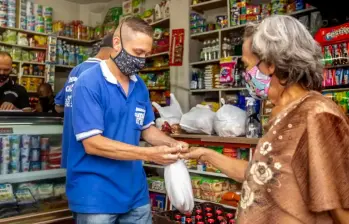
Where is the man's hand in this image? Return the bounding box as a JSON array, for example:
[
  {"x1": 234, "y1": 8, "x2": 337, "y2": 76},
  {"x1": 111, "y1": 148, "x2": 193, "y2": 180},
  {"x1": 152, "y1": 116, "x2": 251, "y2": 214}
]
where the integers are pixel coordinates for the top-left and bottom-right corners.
[
  {"x1": 146, "y1": 145, "x2": 181, "y2": 165},
  {"x1": 0, "y1": 102, "x2": 16, "y2": 110},
  {"x1": 171, "y1": 141, "x2": 189, "y2": 153}
]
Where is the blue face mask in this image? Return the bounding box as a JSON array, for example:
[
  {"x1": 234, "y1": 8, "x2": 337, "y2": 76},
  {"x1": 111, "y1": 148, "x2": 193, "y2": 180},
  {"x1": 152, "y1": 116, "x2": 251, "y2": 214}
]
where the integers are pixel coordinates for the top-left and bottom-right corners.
[{"x1": 110, "y1": 23, "x2": 146, "y2": 76}]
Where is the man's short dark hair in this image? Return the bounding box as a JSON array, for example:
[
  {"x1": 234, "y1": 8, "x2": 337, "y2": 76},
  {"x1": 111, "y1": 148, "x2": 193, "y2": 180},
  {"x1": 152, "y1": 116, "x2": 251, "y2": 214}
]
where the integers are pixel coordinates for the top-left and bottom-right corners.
[
  {"x1": 122, "y1": 16, "x2": 153, "y2": 37},
  {"x1": 0, "y1": 51, "x2": 12, "y2": 60},
  {"x1": 100, "y1": 33, "x2": 113, "y2": 48}
]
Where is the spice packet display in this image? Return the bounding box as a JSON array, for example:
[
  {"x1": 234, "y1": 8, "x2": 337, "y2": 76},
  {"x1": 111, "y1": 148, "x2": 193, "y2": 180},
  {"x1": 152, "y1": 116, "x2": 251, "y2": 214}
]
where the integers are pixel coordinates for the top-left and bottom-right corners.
[
  {"x1": 323, "y1": 91, "x2": 349, "y2": 114},
  {"x1": 0, "y1": 184, "x2": 16, "y2": 206},
  {"x1": 323, "y1": 68, "x2": 349, "y2": 88},
  {"x1": 204, "y1": 65, "x2": 220, "y2": 89},
  {"x1": 147, "y1": 176, "x2": 166, "y2": 192},
  {"x1": 15, "y1": 188, "x2": 36, "y2": 205}
]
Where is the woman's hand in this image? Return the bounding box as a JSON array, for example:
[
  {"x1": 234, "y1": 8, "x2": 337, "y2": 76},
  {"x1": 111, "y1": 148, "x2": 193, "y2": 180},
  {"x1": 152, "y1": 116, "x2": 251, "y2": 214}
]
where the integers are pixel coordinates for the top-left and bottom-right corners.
[{"x1": 180, "y1": 147, "x2": 208, "y2": 161}]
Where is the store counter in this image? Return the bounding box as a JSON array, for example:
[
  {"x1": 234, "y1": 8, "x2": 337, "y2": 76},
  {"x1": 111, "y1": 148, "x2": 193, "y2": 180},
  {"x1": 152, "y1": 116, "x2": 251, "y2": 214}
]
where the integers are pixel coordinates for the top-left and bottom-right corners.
[{"x1": 0, "y1": 113, "x2": 72, "y2": 224}]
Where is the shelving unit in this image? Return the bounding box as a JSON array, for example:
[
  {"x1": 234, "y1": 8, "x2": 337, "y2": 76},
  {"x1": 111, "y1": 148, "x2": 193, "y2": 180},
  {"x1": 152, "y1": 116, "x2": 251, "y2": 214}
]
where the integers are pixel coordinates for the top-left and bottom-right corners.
[
  {"x1": 0, "y1": 169, "x2": 66, "y2": 184},
  {"x1": 0, "y1": 41, "x2": 47, "y2": 50},
  {"x1": 150, "y1": 17, "x2": 170, "y2": 28},
  {"x1": 188, "y1": 0, "x2": 319, "y2": 110}
]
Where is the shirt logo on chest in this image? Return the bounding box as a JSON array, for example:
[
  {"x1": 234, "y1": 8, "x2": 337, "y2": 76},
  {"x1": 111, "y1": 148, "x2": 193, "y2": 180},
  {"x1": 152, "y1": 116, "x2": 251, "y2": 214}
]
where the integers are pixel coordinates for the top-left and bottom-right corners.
[{"x1": 135, "y1": 107, "x2": 145, "y2": 126}]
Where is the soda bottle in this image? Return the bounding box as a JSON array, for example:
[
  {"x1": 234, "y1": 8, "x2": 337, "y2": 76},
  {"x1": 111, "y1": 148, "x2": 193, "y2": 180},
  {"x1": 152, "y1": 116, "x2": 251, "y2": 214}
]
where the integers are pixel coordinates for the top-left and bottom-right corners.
[
  {"x1": 174, "y1": 214, "x2": 181, "y2": 223},
  {"x1": 226, "y1": 213, "x2": 234, "y2": 221},
  {"x1": 207, "y1": 219, "x2": 215, "y2": 224},
  {"x1": 195, "y1": 215, "x2": 203, "y2": 222},
  {"x1": 185, "y1": 218, "x2": 193, "y2": 224}
]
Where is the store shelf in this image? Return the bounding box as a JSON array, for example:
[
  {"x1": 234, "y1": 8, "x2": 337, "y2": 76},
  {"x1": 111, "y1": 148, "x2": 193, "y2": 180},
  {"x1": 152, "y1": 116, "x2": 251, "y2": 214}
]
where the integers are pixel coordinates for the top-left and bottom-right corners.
[
  {"x1": 22, "y1": 75, "x2": 45, "y2": 78},
  {"x1": 150, "y1": 18, "x2": 170, "y2": 28},
  {"x1": 171, "y1": 134, "x2": 259, "y2": 145},
  {"x1": 190, "y1": 0, "x2": 227, "y2": 13},
  {"x1": 191, "y1": 30, "x2": 219, "y2": 40},
  {"x1": 147, "y1": 51, "x2": 169, "y2": 58},
  {"x1": 0, "y1": 169, "x2": 66, "y2": 184},
  {"x1": 0, "y1": 124, "x2": 63, "y2": 135},
  {"x1": 55, "y1": 64, "x2": 75, "y2": 69},
  {"x1": 141, "y1": 66, "x2": 169, "y2": 72},
  {"x1": 143, "y1": 163, "x2": 164, "y2": 169},
  {"x1": 288, "y1": 7, "x2": 317, "y2": 17},
  {"x1": 190, "y1": 59, "x2": 220, "y2": 66},
  {"x1": 13, "y1": 60, "x2": 46, "y2": 65},
  {"x1": 322, "y1": 85, "x2": 349, "y2": 92},
  {"x1": 190, "y1": 87, "x2": 246, "y2": 93},
  {"x1": 325, "y1": 64, "x2": 349, "y2": 69},
  {"x1": 0, "y1": 208, "x2": 71, "y2": 224},
  {"x1": 0, "y1": 41, "x2": 47, "y2": 50},
  {"x1": 57, "y1": 36, "x2": 96, "y2": 44},
  {"x1": 148, "y1": 86, "x2": 167, "y2": 90},
  {"x1": 0, "y1": 26, "x2": 48, "y2": 36},
  {"x1": 188, "y1": 169, "x2": 228, "y2": 178},
  {"x1": 194, "y1": 198, "x2": 237, "y2": 210},
  {"x1": 149, "y1": 189, "x2": 167, "y2": 194}
]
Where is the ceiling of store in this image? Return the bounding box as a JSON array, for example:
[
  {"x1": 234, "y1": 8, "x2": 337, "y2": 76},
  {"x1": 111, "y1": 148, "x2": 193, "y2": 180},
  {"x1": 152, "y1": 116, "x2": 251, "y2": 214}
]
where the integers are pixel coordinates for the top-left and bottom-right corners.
[{"x1": 65, "y1": 0, "x2": 113, "y2": 4}]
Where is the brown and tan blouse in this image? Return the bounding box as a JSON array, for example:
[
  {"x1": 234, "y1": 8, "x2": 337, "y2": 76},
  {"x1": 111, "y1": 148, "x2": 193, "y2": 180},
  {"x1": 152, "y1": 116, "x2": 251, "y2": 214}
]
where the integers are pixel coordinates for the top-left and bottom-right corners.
[{"x1": 237, "y1": 91, "x2": 349, "y2": 224}]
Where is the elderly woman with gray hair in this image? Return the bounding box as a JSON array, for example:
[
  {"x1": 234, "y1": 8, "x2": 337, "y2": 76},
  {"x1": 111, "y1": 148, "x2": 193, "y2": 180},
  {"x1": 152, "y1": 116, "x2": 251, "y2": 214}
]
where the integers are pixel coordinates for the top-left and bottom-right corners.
[{"x1": 182, "y1": 15, "x2": 349, "y2": 223}]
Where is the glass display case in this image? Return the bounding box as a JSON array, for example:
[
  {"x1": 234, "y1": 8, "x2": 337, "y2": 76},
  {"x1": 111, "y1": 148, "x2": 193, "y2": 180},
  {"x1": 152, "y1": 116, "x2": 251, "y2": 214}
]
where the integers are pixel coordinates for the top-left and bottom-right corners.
[{"x1": 0, "y1": 113, "x2": 72, "y2": 224}]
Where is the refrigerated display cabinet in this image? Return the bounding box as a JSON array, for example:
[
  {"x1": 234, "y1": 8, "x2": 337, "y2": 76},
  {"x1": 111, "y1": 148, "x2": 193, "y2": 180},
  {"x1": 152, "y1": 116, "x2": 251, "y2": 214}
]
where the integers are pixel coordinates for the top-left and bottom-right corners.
[{"x1": 0, "y1": 113, "x2": 73, "y2": 224}]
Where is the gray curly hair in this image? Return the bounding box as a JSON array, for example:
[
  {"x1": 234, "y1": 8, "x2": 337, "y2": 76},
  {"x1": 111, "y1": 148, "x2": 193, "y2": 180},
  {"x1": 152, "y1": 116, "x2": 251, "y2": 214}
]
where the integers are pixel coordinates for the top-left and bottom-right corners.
[{"x1": 244, "y1": 15, "x2": 324, "y2": 91}]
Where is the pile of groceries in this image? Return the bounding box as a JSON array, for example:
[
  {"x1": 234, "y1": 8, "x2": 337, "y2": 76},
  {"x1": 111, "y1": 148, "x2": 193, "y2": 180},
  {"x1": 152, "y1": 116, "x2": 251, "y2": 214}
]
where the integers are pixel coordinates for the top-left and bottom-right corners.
[{"x1": 0, "y1": 135, "x2": 62, "y2": 175}]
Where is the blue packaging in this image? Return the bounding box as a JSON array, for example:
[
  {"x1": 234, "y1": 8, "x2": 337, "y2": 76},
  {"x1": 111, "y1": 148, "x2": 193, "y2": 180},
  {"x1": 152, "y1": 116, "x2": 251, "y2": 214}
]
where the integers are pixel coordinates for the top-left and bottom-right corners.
[{"x1": 335, "y1": 68, "x2": 344, "y2": 86}]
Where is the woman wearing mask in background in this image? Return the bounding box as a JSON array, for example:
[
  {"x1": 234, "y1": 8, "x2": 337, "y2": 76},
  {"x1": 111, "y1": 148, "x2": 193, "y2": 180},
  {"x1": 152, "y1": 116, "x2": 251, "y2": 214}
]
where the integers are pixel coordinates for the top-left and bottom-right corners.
[
  {"x1": 182, "y1": 15, "x2": 349, "y2": 223},
  {"x1": 36, "y1": 83, "x2": 57, "y2": 113}
]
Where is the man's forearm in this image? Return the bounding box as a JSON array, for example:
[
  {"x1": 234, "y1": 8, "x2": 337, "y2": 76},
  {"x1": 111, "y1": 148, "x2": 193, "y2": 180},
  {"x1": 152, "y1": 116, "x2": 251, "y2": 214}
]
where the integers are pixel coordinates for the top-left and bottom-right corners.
[
  {"x1": 83, "y1": 135, "x2": 148, "y2": 161},
  {"x1": 202, "y1": 150, "x2": 248, "y2": 183},
  {"x1": 142, "y1": 126, "x2": 177, "y2": 146}
]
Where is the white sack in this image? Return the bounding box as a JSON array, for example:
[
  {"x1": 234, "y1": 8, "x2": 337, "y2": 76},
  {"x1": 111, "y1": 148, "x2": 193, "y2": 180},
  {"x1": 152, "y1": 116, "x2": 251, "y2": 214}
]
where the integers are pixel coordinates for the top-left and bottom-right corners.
[
  {"x1": 213, "y1": 104, "x2": 247, "y2": 137},
  {"x1": 164, "y1": 160, "x2": 194, "y2": 213},
  {"x1": 152, "y1": 93, "x2": 183, "y2": 126},
  {"x1": 180, "y1": 105, "x2": 216, "y2": 135}
]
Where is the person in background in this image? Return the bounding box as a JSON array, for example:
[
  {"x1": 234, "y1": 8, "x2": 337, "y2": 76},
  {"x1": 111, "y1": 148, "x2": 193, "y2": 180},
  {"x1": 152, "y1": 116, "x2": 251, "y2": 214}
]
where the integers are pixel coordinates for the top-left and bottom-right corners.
[
  {"x1": 182, "y1": 15, "x2": 349, "y2": 223},
  {"x1": 54, "y1": 34, "x2": 114, "y2": 168},
  {"x1": 35, "y1": 83, "x2": 56, "y2": 113},
  {"x1": 0, "y1": 51, "x2": 30, "y2": 111},
  {"x1": 67, "y1": 17, "x2": 188, "y2": 224}
]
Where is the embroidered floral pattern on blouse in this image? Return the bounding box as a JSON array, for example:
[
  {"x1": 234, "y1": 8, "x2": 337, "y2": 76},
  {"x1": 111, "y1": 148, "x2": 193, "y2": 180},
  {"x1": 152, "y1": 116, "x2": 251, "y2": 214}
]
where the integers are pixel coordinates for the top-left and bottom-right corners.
[
  {"x1": 240, "y1": 181, "x2": 255, "y2": 209},
  {"x1": 250, "y1": 162, "x2": 274, "y2": 185}
]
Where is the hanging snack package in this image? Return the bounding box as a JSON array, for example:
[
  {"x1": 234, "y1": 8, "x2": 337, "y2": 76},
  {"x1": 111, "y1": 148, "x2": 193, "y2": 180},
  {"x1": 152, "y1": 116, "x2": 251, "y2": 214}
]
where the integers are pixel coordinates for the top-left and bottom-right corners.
[
  {"x1": 164, "y1": 159, "x2": 194, "y2": 213},
  {"x1": 220, "y1": 57, "x2": 238, "y2": 87}
]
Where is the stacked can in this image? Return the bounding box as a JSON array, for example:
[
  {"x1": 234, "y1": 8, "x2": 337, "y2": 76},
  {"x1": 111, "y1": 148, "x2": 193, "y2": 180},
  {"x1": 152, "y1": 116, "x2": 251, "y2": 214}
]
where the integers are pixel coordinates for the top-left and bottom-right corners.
[
  {"x1": 29, "y1": 135, "x2": 41, "y2": 171},
  {"x1": 20, "y1": 135, "x2": 31, "y2": 172},
  {"x1": 0, "y1": 0, "x2": 7, "y2": 27},
  {"x1": 40, "y1": 138, "x2": 49, "y2": 170},
  {"x1": 19, "y1": 0, "x2": 27, "y2": 29},
  {"x1": 9, "y1": 135, "x2": 21, "y2": 174},
  {"x1": 0, "y1": 136, "x2": 11, "y2": 174},
  {"x1": 34, "y1": 3, "x2": 44, "y2": 33},
  {"x1": 44, "y1": 6, "x2": 53, "y2": 33},
  {"x1": 26, "y1": 0, "x2": 35, "y2": 31},
  {"x1": 7, "y1": 0, "x2": 16, "y2": 27}
]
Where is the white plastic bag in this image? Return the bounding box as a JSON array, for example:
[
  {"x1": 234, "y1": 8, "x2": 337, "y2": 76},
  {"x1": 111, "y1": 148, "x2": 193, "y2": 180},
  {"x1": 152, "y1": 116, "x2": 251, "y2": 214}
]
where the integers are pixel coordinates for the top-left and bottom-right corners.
[
  {"x1": 180, "y1": 105, "x2": 216, "y2": 135},
  {"x1": 213, "y1": 104, "x2": 247, "y2": 137},
  {"x1": 164, "y1": 160, "x2": 194, "y2": 213},
  {"x1": 153, "y1": 93, "x2": 183, "y2": 127}
]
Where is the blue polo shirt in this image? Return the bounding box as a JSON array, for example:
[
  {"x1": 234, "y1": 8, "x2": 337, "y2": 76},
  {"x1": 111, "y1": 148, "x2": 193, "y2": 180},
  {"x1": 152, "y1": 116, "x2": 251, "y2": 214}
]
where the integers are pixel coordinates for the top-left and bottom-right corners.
[
  {"x1": 66, "y1": 60, "x2": 155, "y2": 213},
  {"x1": 55, "y1": 58, "x2": 102, "y2": 168}
]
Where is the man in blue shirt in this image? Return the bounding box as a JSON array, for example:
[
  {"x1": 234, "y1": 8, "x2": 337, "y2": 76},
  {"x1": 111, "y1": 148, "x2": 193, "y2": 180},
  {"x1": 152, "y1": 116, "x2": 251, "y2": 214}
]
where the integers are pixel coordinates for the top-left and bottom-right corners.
[
  {"x1": 55, "y1": 34, "x2": 114, "y2": 168},
  {"x1": 67, "y1": 17, "x2": 188, "y2": 224}
]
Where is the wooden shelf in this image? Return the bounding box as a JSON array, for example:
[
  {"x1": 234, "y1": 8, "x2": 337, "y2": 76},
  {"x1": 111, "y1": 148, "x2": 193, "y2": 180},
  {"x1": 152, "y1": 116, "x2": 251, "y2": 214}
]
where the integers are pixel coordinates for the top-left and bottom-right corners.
[
  {"x1": 140, "y1": 66, "x2": 169, "y2": 72},
  {"x1": 0, "y1": 26, "x2": 48, "y2": 36},
  {"x1": 0, "y1": 41, "x2": 46, "y2": 50},
  {"x1": 147, "y1": 51, "x2": 169, "y2": 58},
  {"x1": 13, "y1": 60, "x2": 46, "y2": 65},
  {"x1": 325, "y1": 64, "x2": 349, "y2": 69},
  {"x1": 0, "y1": 169, "x2": 66, "y2": 184},
  {"x1": 190, "y1": 0, "x2": 227, "y2": 13},
  {"x1": 171, "y1": 134, "x2": 260, "y2": 145},
  {"x1": 148, "y1": 86, "x2": 167, "y2": 90},
  {"x1": 191, "y1": 29, "x2": 219, "y2": 40},
  {"x1": 150, "y1": 18, "x2": 170, "y2": 28},
  {"x1": 190, "y1": 59, "x2": 220, "y2": 66},
  {"x1": 55, "y1": 64, "x2": 75, "y2": 69},
  {"x1": 190, "y1": 87, "x2": 247, "y2": 93},
  {"x1": 57, "y1": 36, "x2": 96, "y2": 44},
  {"x1": 194, "y1": 198, "x2": 237, "y2": 210}
]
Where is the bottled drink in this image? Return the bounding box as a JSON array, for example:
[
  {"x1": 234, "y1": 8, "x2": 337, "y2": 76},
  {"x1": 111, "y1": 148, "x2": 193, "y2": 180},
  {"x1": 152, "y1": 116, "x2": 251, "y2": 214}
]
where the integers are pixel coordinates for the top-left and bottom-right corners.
[
  {"x1": 206, "y1": 40, "x2": 212, "y2": 61},
  {"x1": 201, "y1": 41, "x2": 206, "y2": 61},
  {"x1": 185, "y1": 218, "x2": 193, "y2": 224}
]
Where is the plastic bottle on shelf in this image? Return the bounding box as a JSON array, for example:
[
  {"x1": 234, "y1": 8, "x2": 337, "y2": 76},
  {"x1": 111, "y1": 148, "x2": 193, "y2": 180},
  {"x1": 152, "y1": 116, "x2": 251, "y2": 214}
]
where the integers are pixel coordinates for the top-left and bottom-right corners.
[
  {"x1": 222, "y1": 37, "x2": 228, "y2": 58},
  {"x1": 227, "y1": 38, "x2": 232, "y2": 57},
  {"x1": 69, "y1": 45, "x2": 76, "y2": 66},
  {"x1": 57, "y1": 40, "x2": 64, "y2": 65},
  {"x1": 216, "y1": 38, "x2": 220, "y2": 59},
  {"x1": 63, "y1": 45, "x2": 69, "y2": 65},
  {"x1": 200, "y1": 41, "x2": 206, "y2": 61}
]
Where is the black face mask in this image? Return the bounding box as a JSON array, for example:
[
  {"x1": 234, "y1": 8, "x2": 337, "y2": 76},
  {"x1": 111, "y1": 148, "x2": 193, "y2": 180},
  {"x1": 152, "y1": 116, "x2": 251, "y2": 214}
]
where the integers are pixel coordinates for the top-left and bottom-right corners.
[
  {"x1": 110, "y1": 23, "x2": 146, "y2": 76},
  {"x1": 0, "y1": 74, "x2": 9, "y2": 83},
  {"x1": 39, "y1": 97, "x2": 51, "y2": 112}
]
